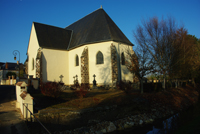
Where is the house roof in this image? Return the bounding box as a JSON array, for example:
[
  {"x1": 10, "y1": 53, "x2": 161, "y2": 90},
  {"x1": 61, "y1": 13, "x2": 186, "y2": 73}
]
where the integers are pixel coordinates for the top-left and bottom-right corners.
[
  {"x1": 34, "y1": 22, "x2": 72, "y2": 50},
  {"x1": 0, "y1": 62, "x2": 23, "y2": 70},
  {"x1": 66, "y1": 8, "x2": 133, "y2": 49},
  {"x1": 32, "y1": 8, "x2": 133, "y2": 51},
  {"x1": 0, "y1": 62, "x2": 4, "y2": 69},
  {"x1": 16, "y1": 81, "x2": 27, "y2": 86}
]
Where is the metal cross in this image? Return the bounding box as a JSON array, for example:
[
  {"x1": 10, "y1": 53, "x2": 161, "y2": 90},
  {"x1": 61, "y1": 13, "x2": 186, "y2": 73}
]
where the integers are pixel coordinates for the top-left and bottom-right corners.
[
  {"x1": 93, "y1": 74, "x2": 96, "y2": 80},
  {"x1": 59, "y1": 75, "x2": 64, "y2": 82}
]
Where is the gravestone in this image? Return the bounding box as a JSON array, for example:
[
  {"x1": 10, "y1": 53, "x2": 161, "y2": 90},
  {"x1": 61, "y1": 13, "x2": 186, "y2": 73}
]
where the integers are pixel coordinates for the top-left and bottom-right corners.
[
  {"x1": 59, "y1": 75, "x2": 64, "y2": 83},
  {"x1": 93, "y1": 74, "x2": 97, "y2": 89}
]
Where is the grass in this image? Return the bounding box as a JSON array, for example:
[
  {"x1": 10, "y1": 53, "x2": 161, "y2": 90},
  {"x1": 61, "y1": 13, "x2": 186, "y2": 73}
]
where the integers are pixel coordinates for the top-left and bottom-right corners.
[
  {"x1": 33, "y1": 89, "x2": 141, "y2": 110},
  {"x1": 32, "y1": 85, "x2": 199, "y2": 113},
  {"x1": 29, "y1": 85, "x2": 200, "y2": 133}
]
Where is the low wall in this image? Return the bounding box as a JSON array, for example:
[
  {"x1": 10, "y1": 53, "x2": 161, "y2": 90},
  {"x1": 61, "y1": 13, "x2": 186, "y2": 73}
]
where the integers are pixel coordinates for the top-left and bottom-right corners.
[
  {"x1": 16, "y1": 82, "x2": 34, "y2": 119},
  {"x1": 20, "y1": 78, "x2": 39, "y2": 89},
  {"x1": 1, "y1": 79, "x2": 16, "y2": 85}
]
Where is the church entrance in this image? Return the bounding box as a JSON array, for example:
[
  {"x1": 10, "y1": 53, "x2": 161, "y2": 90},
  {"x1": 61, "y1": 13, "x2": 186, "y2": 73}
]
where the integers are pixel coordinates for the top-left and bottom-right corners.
[{"x1": 81, "y1": 47, "x2": 89, "y2": 86}]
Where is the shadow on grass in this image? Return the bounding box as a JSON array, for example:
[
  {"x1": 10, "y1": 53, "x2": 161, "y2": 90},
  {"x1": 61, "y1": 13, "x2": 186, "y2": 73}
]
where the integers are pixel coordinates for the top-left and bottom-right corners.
[
  {"x1": 28, "y1": 86, "x2": 199, "y2": 133},
  {"x1": 32, "y1": 91, "x2": 77, "y2": 111},
  {"x1": 28, "y1": 90, "x2": 151, "y2": 133},
  {"x1": 32, "y1": 89, "x2": 122, "y2": 111}
]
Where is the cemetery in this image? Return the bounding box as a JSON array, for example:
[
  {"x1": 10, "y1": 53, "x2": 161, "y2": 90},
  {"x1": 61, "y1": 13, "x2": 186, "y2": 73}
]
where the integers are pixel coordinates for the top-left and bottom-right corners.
[
  {"x1": 12, "y1": 5, "x2": 200, "y2": 134},
  {"x1": 14, "y1": 76, "x2": 200, "y2": 133}
]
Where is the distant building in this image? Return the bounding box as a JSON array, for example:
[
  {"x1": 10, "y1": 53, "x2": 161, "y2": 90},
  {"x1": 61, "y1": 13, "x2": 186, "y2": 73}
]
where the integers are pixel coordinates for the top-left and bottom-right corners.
[
  {"x1": 0, "y1": 62, "x2": 23, "y2": 84},
  {"x1": 26, "y1": 7, "x2": 136, "y2": 86}
]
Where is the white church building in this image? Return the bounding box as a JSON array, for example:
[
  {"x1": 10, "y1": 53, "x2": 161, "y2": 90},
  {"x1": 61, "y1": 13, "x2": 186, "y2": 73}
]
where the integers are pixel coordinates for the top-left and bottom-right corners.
[{"x1": 26, "y1": 7, "x2": 135, "y2": 86}]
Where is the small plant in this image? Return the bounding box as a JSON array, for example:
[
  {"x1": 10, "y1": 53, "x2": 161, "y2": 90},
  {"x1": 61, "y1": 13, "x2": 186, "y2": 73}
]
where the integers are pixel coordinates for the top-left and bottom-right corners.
[
  {"x1": 116, "y1": 80, "x2": 132, "y2": 94},
  {"x1": 93, "y1": 97, "x2": 100, "y2": 104},
  {"x1": 40, "y1": 82, "x2": 63, "y2": 98},
  {"x1": 75, "y1": 83, "x2": 89, "y2": 99}
]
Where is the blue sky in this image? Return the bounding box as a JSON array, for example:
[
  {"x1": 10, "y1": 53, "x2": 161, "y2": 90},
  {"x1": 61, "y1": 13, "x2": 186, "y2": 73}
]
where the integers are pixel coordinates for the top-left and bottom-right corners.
[{"x1": 0, "y1": 0, "x2": 199, "y2": 64}]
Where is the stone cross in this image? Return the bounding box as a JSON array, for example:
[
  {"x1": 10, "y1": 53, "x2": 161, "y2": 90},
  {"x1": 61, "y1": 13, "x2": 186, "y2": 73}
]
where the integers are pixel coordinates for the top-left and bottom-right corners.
[{"x1": 59, "y1": 75, "x2": 64, "y2": 83}]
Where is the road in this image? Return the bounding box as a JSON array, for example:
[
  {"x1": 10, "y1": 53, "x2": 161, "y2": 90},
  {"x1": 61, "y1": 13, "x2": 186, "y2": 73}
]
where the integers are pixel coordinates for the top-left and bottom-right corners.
[
  {"x1": 0, "y1": 85, "x2": 30, "y2": 134},
  {"x1": 0, "y1": 85, "x2": 16, "y2": 103}
]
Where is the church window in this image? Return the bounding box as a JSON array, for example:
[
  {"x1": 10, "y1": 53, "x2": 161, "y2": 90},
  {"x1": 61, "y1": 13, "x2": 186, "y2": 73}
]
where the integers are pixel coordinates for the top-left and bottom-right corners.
[
  {"x1": 32, "y1": 58, "x2": 34, "y2": 70},
  {"x1": 75, "y1": 55, "x2": 79, "y2": 66},
  {"x1": 121, "y1": 52, "x2": 125, "y2": 65},
  {"x1": 96, "y1": 51, "x2": 104, "y2": 64}
]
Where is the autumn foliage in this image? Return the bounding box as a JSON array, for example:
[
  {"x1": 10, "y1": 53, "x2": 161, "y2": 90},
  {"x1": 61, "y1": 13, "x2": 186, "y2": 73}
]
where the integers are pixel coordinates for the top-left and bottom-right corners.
[
  {"x1": 40, "y1": 82, "x2": 64, "y2": 98},
  {"x1": 73, "y1": 83, "x2": 89, "y2": 99}
]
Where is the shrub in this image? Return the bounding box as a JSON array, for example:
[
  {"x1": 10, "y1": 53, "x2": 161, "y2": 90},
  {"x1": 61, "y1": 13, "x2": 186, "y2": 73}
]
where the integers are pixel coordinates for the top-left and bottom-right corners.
[
  {"x1": 40, "y1": 82, "x2": 63, "y2": 98},
  {"x1": 154, "y1": 82, "x2": 162, "y2": 92},
  {"x1": 75, "y1": 83, "x2": 89, "y2": 99},
  {"x1": 6, "y1": 72, "x2": 16, "y2": 78},
  {"x1": 143, "y1": 83, "x2": 154, "y2": 92},
  {"x1": 143, "y1": 82, "x2": 162, "y2": 92},
  {"x1": 166, "y1": 81, "x2": 172, "y2": 89},
  {"x1": 116, "y1": 80, "x2": 132, "y2": 94}
]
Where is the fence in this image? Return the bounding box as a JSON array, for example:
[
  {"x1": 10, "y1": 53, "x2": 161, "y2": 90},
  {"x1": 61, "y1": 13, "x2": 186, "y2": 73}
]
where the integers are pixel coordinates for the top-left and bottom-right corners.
[{"x1": 23, "y1": 103, "x2": 51, "y2": 134}]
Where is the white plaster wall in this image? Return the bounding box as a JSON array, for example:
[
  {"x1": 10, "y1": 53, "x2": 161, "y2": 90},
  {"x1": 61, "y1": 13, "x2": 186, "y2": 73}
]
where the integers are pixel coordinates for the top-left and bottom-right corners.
[
  {"x1": 21, "y1": 94, "x2": 33, "y2": 119},
  {"x1": 27, "y1": 23, "x2": 40, "y2": 78},
  {"x1": 112, "y1": 42, "x2": 134, "y2": 82},
  {"x1": 68, "y1": 46, "x2": 82, "y2": 85},
  {"x1": 88, "y1": 42, "x2": 112, "y2": 85},
  {"x1": 42, "y1": 48, "x2": 69, "y2": 84},
  {"x1": 68, "y1": 41, "x2": 113, "y2": 85}
]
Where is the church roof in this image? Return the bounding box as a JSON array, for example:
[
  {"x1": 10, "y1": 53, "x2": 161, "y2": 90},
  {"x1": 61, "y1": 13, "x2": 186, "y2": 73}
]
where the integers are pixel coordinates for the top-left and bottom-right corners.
[
  {"x1": 66, "y1": 8, "x2": 133, "y2": 49},
  {"x1": 34, "y1": 22, "x2": 72, "y2": 50},
  {"x1": 33, "y1": 8, "x2": 133, "y2": 51}
]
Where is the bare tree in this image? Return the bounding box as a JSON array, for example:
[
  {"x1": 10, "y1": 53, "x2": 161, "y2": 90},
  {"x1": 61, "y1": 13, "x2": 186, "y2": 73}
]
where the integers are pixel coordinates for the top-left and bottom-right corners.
[
  {"x1": 125, "y1": 44, "x2": 154, "y2": 93},
  {"x1": 133, "y1": 16, "x2": 179, "y2": 89}
]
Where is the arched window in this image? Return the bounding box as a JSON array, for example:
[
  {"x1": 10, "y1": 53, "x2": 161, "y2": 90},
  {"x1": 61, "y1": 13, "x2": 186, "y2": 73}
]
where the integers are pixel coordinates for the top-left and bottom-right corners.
[
  {"x1": 96, "y1": 51, "x2": 104, "y2": 64},
  {"x1": 121, "y1": 52, "x2": 125, "y2": 65},
  {"x1": 75, "y1": 55, "x2": 79, "y2": 66},
  {"x1": 32, "y1": 58, "x2": 34, "y2": 70}
]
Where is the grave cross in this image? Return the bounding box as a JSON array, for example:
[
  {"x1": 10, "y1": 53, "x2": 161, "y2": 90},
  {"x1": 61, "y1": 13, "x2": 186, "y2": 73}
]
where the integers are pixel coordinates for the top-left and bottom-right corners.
[
  {"x1": 93, "y1": 74, "x2": 96, "y2": 80},
  {"x1": 93, "y1": 74, "x2": 97, "y2": 87},
  {"x1": 59, "y1": 75, "x2": 64, "y2": 83}
]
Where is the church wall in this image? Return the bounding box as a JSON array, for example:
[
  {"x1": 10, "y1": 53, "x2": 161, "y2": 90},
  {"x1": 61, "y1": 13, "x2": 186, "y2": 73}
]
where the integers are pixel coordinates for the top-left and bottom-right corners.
[
  {"x1": 68, "y1": 41, "x2": 113, "y2": 86},
  {"x1": 112, "y1": 42, "x2": 134, "y2": 82},
  {"x1": 88, "y1": 42, "x2": 113, "y2": 85},
  {"x1": 27, "y1": 24, "x2": 40, "y2": 78},
  {"x1": 68, "y1": 46, "x2": 82, "y2": 85},
  {"x1": 42, "y1": 49, "x2": 68, "y2": 84}
]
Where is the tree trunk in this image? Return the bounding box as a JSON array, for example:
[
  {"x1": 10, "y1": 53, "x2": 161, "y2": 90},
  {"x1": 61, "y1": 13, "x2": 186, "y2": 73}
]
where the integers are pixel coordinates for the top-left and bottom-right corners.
[
  {"x1": 163, "y1": 76, "x2": 166, "y2": 90},
  {"x1": 170, "y1": 79, "x2": 172, "y2": 88},
  {"x1": 140, "y1": 78, "x2": 143, "y2": 94},
  {"x1": 175, "y1": 79, "x2": 178, "y2": 88},
  {"x1": 192, "y1": 78, "x2": 196, "y2": 87}
]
